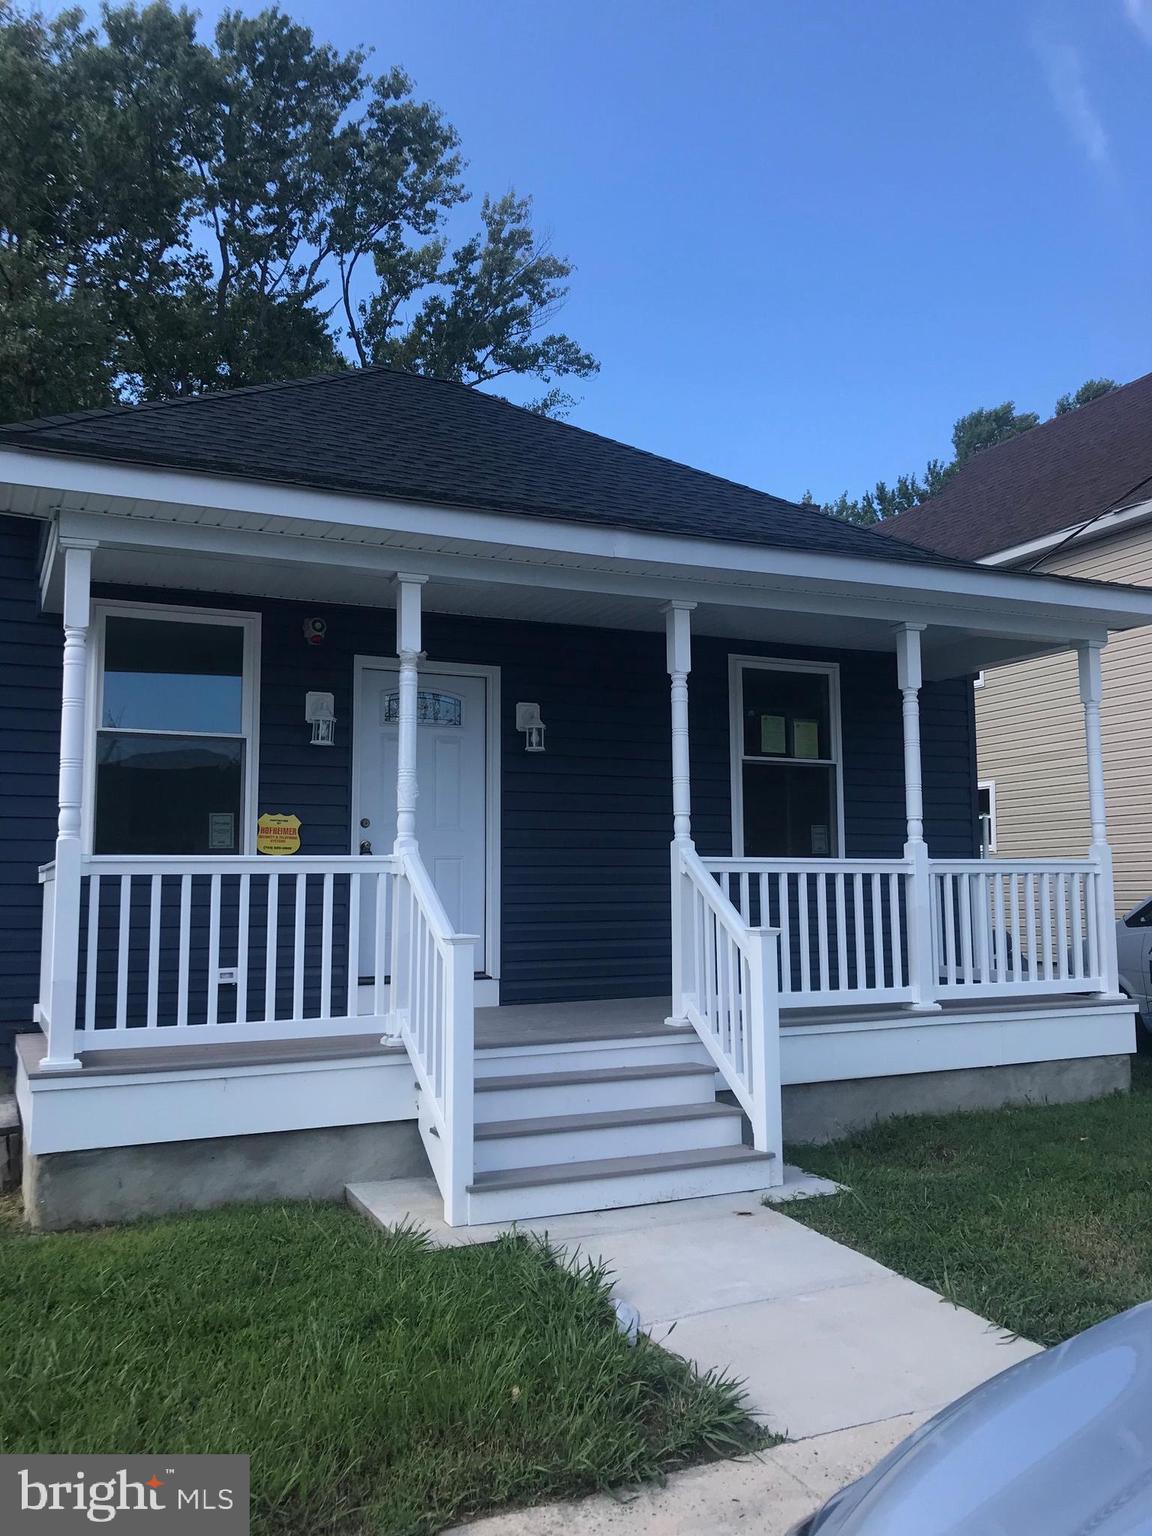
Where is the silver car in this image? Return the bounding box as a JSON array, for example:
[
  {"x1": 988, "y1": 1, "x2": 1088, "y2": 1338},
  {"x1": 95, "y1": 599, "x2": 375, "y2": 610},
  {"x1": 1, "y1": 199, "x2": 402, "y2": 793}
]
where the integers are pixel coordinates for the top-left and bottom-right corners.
[
  {"x1": 1117, "y1": 899, "x2": 1152, "y2": 1028},
  {"x1": 792, "y1": 1302, "x2": 1152, "y2": 1535}
]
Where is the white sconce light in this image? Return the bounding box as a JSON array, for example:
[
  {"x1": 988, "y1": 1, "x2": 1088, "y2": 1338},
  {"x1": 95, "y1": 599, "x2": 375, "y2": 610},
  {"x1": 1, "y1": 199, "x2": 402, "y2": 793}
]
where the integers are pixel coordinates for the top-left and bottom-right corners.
[
  {"x1": 305, "y1": 691, "x2": 336, "y2": 746},
  {"x1": 515, "y1": 701, "x2": 546, "y2": 752}
]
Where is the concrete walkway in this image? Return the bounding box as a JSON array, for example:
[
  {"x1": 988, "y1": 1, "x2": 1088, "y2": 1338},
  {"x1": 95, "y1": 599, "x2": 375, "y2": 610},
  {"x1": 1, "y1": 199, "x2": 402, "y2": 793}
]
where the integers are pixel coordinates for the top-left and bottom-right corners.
[{"x1": 349, "y1": 1177, "x2": 1040, "y2": 1532}]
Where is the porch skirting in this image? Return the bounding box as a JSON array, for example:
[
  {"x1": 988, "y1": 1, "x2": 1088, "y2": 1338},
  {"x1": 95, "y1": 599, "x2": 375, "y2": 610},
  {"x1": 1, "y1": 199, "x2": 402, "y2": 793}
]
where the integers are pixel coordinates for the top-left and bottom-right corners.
[{"x1": 779, "y1": 1053, "x2": 1130, "y2": 1144}]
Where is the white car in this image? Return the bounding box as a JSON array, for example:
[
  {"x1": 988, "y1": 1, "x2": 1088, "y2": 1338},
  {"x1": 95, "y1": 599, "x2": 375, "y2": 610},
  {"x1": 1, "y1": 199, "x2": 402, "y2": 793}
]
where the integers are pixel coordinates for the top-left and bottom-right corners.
[{"x1": 1116, "y1": 899, "x2": 1152, "y2": 1028}]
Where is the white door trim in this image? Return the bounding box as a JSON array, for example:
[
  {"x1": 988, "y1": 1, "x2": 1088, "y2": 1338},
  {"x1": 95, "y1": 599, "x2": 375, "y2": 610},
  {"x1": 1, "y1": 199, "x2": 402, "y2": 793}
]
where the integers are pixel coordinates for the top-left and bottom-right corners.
[{"x1": 351, "y1": 654, "x2": 501, "y2": 985}]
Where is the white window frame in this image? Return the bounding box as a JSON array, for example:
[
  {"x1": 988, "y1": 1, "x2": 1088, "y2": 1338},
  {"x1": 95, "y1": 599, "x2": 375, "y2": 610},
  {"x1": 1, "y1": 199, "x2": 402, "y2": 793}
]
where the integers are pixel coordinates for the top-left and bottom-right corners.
[
  {"x1": 728, "y1": 655, "x2": 846, "y2": 858},
  {"x1": 84, "y1": 600, "x2": 262, "y2": 857},
  {"x1": 978, "y1": 779, "x2": 997, "y2": 854}
]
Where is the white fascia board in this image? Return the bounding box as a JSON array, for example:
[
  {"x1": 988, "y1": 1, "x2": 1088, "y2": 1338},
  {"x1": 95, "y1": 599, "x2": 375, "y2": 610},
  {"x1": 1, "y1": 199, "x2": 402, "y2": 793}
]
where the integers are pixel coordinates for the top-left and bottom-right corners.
[
  {"x1": 979, "y1": 496, "x2": 1152, "y2": 568},
  {"x1": 52, "y1": 507, "x2": 1124, "y2": 648},
  {"x1": 9, "y1": 446, "x2": 1152, "y2": 634}
]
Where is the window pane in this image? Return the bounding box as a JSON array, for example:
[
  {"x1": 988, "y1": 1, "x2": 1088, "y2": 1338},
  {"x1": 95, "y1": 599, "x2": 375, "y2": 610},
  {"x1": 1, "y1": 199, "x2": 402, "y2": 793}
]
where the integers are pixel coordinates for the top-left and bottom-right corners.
[
  {"x1": 742, "y1": 668, "x2": 831, "y2": 760},
  {"x1": 742, "y1": 763, "x2": 836, "y2": 857},
  {"x1": 94, "y1": 733, "x2": 243, "y2": 854},
  {"x1": 103, "y1": 617, "x2": 244, "y2": 734}
]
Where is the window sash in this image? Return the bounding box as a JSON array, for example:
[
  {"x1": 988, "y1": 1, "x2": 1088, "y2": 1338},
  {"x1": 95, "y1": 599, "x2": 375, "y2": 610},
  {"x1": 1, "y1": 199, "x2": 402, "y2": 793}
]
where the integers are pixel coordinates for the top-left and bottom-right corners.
[
  {"x1": 87, "y1": 602, "x2": 260, "y2": 857},
  {"x1": 730, "y1": 656, "x2": 844, "y2": 858}
]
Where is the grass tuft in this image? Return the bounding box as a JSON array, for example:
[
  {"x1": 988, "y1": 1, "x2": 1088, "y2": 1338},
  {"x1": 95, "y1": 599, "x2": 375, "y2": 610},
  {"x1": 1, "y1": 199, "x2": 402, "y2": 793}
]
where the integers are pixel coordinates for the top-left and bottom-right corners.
[
  {"x1": 0, "y1": 1201, "x2": 760, "y2": 1535},
  {"x1": 785, "y1": 1056, "x2": 1152, "y2": 1347}
]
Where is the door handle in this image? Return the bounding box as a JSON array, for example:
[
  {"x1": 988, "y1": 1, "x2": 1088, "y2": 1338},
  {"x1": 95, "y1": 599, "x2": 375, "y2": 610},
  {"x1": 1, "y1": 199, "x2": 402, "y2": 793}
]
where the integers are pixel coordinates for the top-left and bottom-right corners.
[{"x1": 359, "y1": 839, "x2": 373, "y2": 855}]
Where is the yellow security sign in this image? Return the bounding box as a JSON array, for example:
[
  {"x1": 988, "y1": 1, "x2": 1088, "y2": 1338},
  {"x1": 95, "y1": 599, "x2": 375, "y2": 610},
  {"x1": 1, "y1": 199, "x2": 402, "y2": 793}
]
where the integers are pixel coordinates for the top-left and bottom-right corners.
[{"x1": 256, "y1": 813, "x2": 301, "y2": 856}]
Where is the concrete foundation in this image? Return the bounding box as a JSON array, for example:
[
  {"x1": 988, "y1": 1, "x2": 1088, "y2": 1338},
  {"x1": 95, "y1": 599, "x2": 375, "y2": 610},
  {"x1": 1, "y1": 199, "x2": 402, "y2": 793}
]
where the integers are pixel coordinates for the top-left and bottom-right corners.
[
  {"x1": 0, "y1": 1093, "x2": 19, "y2": 1194},
  {"x1": 781, "y1": 1054, "x2": 1131, "y2": 1144},
  {"x1": 22, "y1": 1120, "x2": 428, "y2": 1231}
]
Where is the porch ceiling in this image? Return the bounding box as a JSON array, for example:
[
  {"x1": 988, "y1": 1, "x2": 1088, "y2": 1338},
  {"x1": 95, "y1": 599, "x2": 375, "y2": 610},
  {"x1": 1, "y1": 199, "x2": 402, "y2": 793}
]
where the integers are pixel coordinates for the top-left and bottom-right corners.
[
  {"x1": 55, "y1": 534, "x2": 1056, "y2": 677},
  {"x1": 11, "y1": 450, "x2": 1152, "y2": 679}
]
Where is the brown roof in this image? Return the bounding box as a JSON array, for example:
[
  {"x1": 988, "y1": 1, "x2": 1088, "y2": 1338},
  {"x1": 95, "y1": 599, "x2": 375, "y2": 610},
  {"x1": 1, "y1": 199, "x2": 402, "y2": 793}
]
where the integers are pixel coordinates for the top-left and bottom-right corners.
[{"x1": 873, "y1": 371, "x2": 1152, "y2": 560}]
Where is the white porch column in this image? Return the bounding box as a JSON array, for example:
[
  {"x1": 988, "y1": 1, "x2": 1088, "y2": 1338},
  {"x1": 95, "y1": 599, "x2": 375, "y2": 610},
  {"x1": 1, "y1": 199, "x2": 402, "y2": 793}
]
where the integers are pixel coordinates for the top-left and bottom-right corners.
[
  {"x1": 393, "y1": 574, "x2": 427, "y2": 852},
  {"x1": 664, "y1": 601, "x2": 696, "y2": 1024},
  {"x1": 41, "y1": 541, "x2": 95, "y2": 1069},
  {"x1": 665, "y1": 601, "x2": 695, "y2": 846},
  {"x1": 896, "y1": 623, "x2": 938, "y2": 1012},
  {"x1": 1078, "y1": 640, "x2": 1122, "y2": 997}
]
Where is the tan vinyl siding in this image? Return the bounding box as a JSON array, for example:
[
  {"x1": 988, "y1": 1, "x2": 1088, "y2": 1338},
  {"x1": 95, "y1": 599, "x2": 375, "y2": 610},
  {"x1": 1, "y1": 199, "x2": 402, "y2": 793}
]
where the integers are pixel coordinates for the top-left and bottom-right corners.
[{"x1": 976, "y1": 519, "x2": 1152, "y2": 914}]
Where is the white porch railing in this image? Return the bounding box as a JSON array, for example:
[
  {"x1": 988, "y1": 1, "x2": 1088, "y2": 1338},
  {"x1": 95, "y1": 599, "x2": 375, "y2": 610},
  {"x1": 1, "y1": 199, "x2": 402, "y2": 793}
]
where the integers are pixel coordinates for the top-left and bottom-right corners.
[
  {"x1": 42, "y1": 854, "x2": 401, "y2": 1050},
  {"x1": 699, "y1": 853, "x2": 1110, "y2": 1011},
  {"x1": 389, "y1": 847, "x2": 476, "y2": 1226},
  {"x1": 37, "y1": 845, "x2": 478, "y2": 1222},
  {"x1": 673, "y1": 844, "x2": 782, "y2": 1170},
  {"x1": 930, "y1": 859, "x2": 1105, "y2": 998},
  {"x1": 703, "y1": 858, "x2": 916, "y2": 1008}
]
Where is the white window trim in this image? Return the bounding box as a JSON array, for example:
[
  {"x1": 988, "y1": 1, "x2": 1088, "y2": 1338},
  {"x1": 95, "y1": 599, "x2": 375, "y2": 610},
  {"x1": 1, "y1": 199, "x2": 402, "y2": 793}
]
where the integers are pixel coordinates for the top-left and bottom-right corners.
[
  {"x1": 728, "y1": 655, "x2": 846, "y2": 858},
  {"x1": 978, "y1": 779, "x2": 997, "y2": 854},
  {"x1": 84, "y1": 600, "x2": 262, "y2": 857}
]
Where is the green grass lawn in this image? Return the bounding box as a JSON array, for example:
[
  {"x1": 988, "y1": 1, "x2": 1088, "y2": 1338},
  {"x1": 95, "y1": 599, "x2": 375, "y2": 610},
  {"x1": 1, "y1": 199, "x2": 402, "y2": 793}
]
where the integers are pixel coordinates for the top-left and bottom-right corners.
[
  {"x1": 786, "y1": 1056, "x2": 1152, "y2": 1348},
  {"x1": 0, "y1": 1200, "x2": 759, "y2": 1536}
]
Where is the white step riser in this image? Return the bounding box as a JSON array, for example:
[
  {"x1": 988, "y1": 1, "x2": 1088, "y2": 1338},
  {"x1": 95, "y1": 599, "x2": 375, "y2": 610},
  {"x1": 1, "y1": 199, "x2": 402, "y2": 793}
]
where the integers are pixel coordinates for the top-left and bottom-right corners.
[
  {"x1": 474, "y1": 1039, "x2": 710, "y2": 1079},
  {"x1": 467, "y1": 1157, "x2": 779, "y2": 1224},
  {"x1": 473, "y1": 1113, "x2": 743, "y2": 1172},
  {"x1": 473, "y1": 1072, "x2": 714, "y2": 1123}
]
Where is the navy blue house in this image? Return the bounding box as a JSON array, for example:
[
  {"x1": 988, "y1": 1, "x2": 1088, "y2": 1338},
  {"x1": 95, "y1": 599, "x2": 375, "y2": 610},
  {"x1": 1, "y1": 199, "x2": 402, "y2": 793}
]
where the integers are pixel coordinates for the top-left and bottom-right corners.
[{"x1": 0, "y1": 370, "x2": 1144, "y2": 1227}]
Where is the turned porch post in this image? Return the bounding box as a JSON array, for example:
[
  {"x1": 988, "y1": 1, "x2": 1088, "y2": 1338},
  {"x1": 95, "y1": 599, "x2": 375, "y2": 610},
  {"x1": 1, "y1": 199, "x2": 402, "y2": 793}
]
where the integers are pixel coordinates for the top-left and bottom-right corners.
[
  {"x1": 664, "y1": 601, "x2": 696, "y2": 1023},
  {"x1": 393, "y1": 574, "x2": 427, "y2": 853},
  {"x1": 896, "y1": 623, "x2": 938, "y2": 1011},
  {"x1": 41, "y1": 541, "x2": 95, "y2": 1070},
  {"x1": 1078, "y1": 640, "x2": 1122, "y2": 997}
]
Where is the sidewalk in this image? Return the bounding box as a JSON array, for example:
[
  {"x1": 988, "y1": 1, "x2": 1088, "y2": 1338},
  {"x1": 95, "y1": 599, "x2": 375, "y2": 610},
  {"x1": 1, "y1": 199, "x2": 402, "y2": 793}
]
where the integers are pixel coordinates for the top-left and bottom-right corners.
[{"x1": 349, "y1": 1177, "x2": 1039, "y2": 1532}]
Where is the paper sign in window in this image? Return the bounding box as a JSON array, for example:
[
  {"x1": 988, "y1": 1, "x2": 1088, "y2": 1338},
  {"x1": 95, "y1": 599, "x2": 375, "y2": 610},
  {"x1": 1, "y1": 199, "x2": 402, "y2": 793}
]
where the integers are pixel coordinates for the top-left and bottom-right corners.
[
  {"x1": 208, "y1": 813, "x2": 236, "y2": 850},
  {"x1": 793, "y1": 719, "x2": 821, "y2": 759},
  {"x1": 759, "y1": 714, "x2": 786, "y2": 754}
]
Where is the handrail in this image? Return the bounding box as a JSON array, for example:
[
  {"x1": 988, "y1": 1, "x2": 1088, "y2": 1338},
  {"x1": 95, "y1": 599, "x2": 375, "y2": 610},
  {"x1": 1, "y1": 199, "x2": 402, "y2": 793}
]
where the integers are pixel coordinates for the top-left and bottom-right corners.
[
  {"x1": 390, "y1": 846, "x2": 476, "y2": 1226},
  {"x1": 673, "y1": 843, "x2": 782, "y2": 1171}
]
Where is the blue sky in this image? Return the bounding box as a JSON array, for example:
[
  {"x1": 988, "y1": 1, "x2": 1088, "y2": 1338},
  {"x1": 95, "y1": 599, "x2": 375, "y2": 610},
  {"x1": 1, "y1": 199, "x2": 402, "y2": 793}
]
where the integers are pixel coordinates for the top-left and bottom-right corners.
[{"x1": 192, "y1": 0, "x2": 1152, "y2": 502}]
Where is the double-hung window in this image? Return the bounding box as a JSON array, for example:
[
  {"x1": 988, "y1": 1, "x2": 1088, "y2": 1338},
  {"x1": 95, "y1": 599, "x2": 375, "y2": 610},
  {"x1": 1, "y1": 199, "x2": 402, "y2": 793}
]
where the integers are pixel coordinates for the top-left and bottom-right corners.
[
  {"x1": 91, "y1": 605, "x2": 259, "y2": 855},
  {"x1": 731, "y1": 658, "x2": 842, "y2": 857}
]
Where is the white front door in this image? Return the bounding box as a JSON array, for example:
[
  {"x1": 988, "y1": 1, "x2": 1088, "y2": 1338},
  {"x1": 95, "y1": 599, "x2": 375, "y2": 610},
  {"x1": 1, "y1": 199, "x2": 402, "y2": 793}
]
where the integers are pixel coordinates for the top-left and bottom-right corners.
[{"x1": 355, "y1": 665, "x2": 490, "y2": 974}]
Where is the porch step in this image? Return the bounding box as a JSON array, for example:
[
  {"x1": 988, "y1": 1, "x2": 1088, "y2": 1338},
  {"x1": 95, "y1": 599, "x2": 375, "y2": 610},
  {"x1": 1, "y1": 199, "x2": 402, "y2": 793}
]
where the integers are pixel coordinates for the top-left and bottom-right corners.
[
  {"x1": 474, "y1": 1033, "x2": 711, "y2": 1079},
  {"x1": 473, "y1": 1100, "x2": 744, "y2": 1171},
  {"x1": 473, "y1": 1061, "x2": 716, "y2": 1121},
  {"x1": 466, "y1": 1146, "x2": 776, "y2": 1223}
]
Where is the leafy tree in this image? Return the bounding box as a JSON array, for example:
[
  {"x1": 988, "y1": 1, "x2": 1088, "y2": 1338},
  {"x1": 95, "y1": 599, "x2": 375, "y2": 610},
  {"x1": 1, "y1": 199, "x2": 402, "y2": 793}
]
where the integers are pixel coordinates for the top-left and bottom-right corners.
[
  {"x1": 0, "y1": 2, "x2": 598, "y2": 423},
  {"x1": 1054, "y1": 377, "x2": 1118, "y2": 415},
  {"x1": 817, "y1": 379, "x2": 1123, "y2": 526},
  {"x1": 949, "y1": 401, "x2": 1039, "y2": 466}
]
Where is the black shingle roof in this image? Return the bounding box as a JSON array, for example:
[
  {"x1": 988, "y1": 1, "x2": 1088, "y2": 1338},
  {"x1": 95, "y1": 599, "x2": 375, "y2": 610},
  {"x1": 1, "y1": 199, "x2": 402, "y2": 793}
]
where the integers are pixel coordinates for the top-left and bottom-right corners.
[{"x1": 0, "y1": 367, "x2": 950, "y2": 565}]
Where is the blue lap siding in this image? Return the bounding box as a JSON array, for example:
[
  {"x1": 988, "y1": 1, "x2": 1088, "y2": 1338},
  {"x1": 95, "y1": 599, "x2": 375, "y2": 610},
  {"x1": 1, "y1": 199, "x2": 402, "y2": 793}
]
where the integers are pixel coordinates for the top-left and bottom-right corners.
[
  {"x1": 0, "y1": 527, "x2": 980, "y2": 1057},
  {"x1": 0, "y1": 516, "x2": 63, "y2": 1067}
]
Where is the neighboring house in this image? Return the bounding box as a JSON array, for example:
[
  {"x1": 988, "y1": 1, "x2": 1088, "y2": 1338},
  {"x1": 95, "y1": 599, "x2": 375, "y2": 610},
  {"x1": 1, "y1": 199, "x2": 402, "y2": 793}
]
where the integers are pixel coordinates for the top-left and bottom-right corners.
[
  {"x1": 876, "y1": 371, "x2": 1152, "y2": 921},
  {"x1": 2, "y1": 369, "x2": 1150, "y2": 1230}
]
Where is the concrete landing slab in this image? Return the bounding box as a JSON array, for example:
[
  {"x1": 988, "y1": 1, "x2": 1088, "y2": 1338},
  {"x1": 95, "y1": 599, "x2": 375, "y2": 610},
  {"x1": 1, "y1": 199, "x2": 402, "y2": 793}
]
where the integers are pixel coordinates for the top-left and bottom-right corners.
[
  {"x1": 449, "y1": 1411, "x2": 931, "y2": 1535},
  {"x1": 345, "y1": 1164, "x2": 840, "y2": 1248}
]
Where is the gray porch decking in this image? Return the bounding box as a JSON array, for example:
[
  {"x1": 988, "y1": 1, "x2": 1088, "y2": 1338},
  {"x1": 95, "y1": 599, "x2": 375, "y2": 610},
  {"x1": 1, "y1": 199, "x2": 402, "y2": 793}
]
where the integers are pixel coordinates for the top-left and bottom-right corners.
[{"x1": 16, "y1": 989, "x2": 1123, "y2": 1080}]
